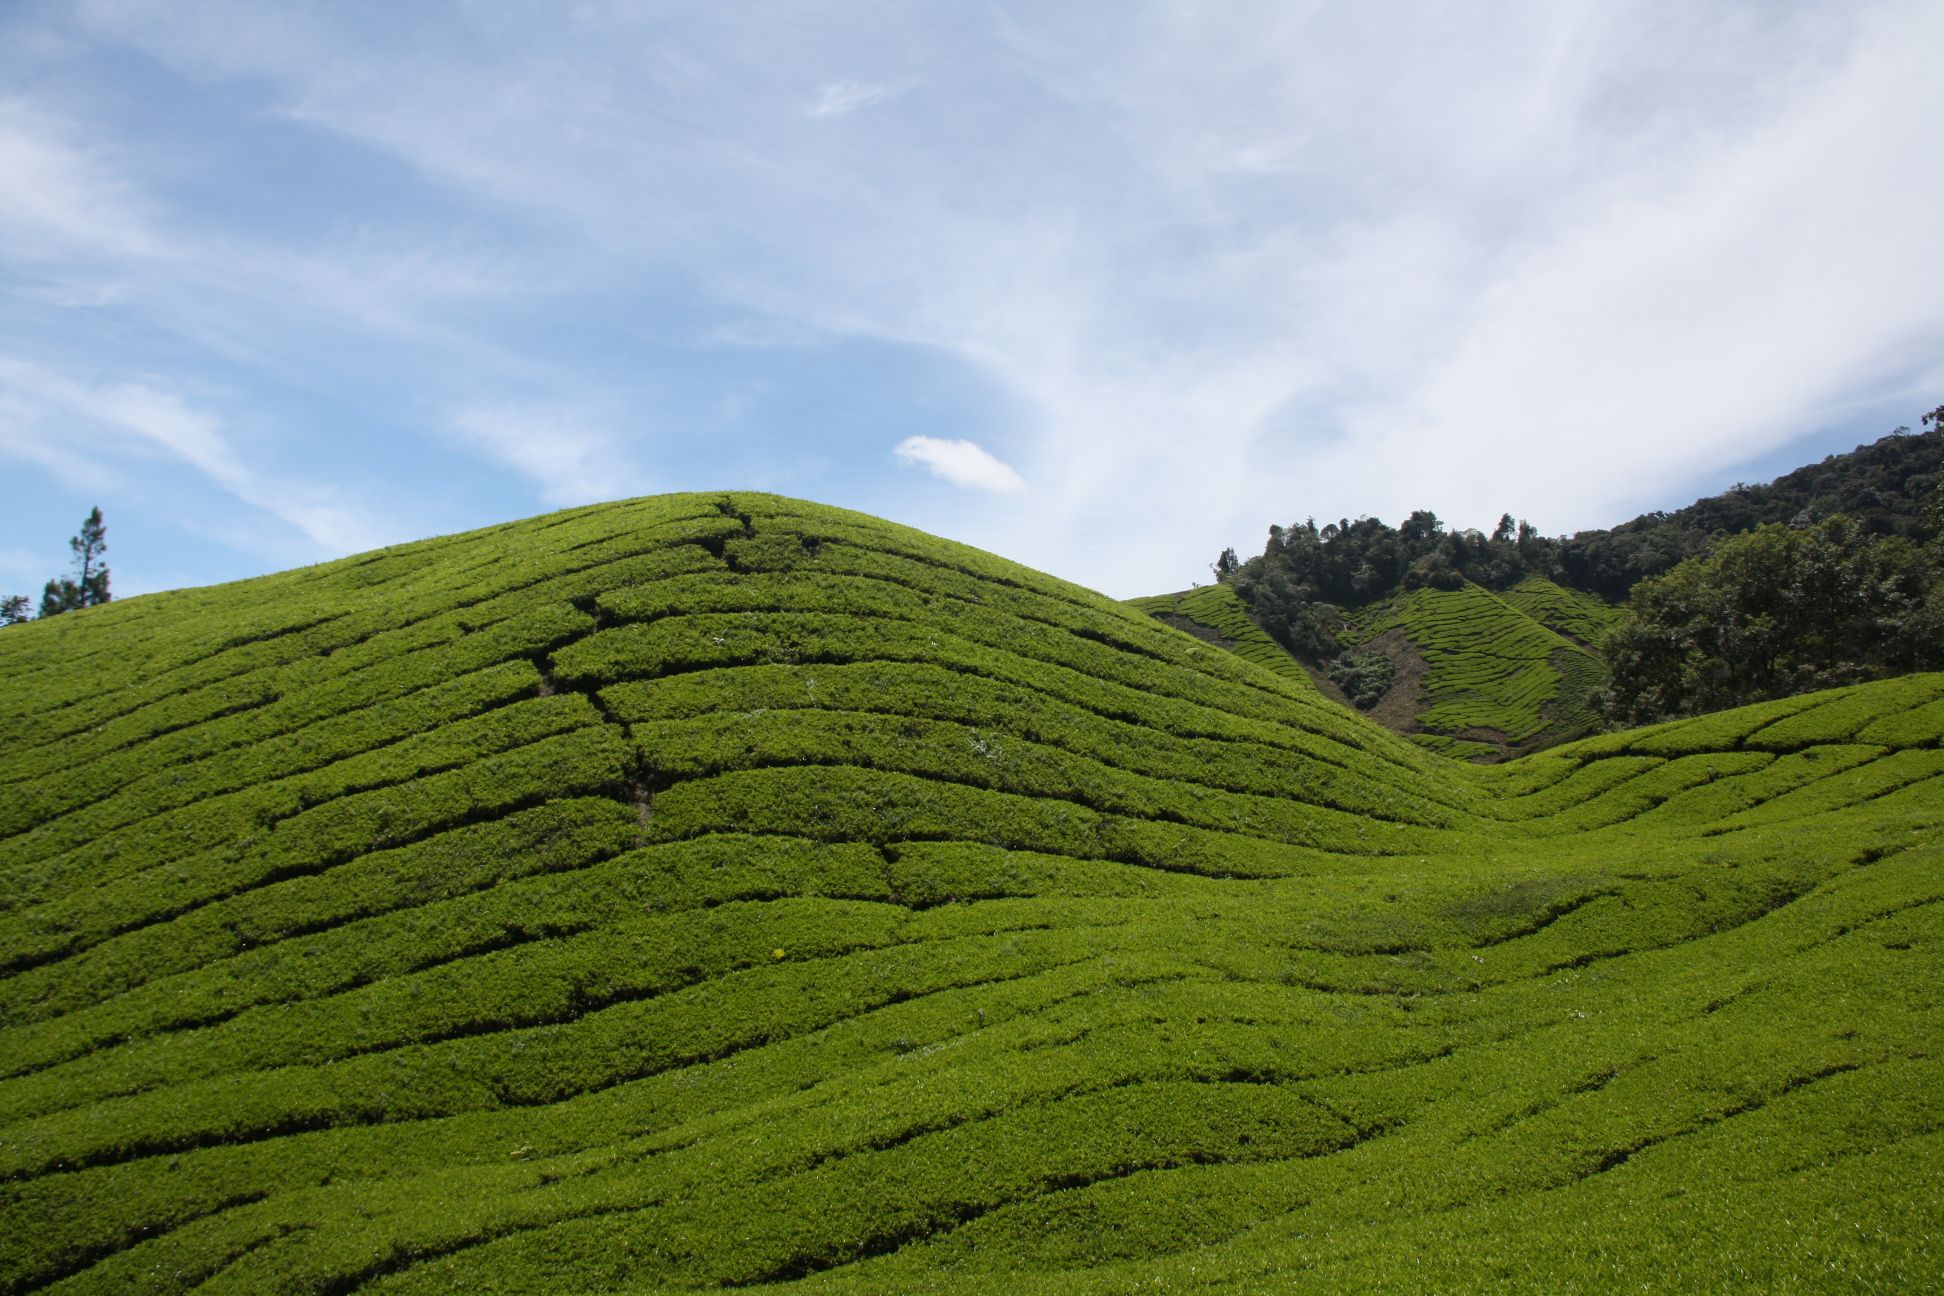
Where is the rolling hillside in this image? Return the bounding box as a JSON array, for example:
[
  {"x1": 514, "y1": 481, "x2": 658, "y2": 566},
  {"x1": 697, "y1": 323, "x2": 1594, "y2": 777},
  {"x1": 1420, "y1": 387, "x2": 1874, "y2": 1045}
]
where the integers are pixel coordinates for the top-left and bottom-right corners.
[
  {"x1": 1123, "y1": 584, "x2": 1319, "y2": 688},
  {"x1": 1137, "y1": 580, "x2": 1612, "y2": 760},
  {"x1": 2, "y1": 493, "x2": 1940, "y2": 1294},
  {"x1": 1184, "y1": 418, "x2": 1943, "y2": 756},
  {"x1": 1351, "y1": 582, "x2": 1610, "y2": 759}
]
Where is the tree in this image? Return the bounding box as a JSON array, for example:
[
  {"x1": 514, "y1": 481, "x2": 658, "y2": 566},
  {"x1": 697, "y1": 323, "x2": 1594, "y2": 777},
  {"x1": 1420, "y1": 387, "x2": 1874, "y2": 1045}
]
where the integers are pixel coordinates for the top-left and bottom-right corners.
[
  {"x1": 40, "y1": 507, "x2": 110, "y2": 618},
  {"x1": 1212, "y1": 547, "x2": 1240, "y2": 581},
  {"x1": 1599, "y1": 515, "x2": 1934, "y2": 725},
  {"x1": 1, "y1": 594, "x2": 29, "y2": 626},
  {"x1": 1327, "y1": 649, "x2": 1396, "y2": 708}
]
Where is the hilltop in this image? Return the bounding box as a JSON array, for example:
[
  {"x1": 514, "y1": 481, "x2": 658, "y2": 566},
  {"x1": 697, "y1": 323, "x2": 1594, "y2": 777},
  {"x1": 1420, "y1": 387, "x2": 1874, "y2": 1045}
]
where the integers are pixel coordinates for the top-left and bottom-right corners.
[
  {"x1": 1146, "y1": 418, "x2": 1943, "y2": 759},
  {"x1": 1, "y1": 493, "x2": 1940, "y2": 1293}
]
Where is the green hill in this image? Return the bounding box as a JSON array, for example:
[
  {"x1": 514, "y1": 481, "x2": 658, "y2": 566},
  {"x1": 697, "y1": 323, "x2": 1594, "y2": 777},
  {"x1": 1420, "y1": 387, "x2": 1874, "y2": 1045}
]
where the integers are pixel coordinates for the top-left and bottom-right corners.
[
  {"x1": 1123, "y1": 584, "x2": 1319, "y2": 688},
  {"x1": 1495, "y1": 575, "x2": 1628, "y2": 647},
  {"x1": 1134, "y1": 580, "x2": 1611, "y2": 760},
  {"x1": 1185, "y1": 416, "x2": 1942, "y2": 755},
  {"x1": 1351, "y1": 582, "x2": 1609, "y2": 759},
  {"x1": 2, "y1": 493, "x2": 1940, "y2": 1294}
]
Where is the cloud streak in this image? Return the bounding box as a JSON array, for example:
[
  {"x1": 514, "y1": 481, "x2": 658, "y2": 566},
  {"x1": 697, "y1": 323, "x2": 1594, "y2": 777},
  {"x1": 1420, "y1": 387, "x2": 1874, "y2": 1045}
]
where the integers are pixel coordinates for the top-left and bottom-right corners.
[
  {"x1": 447, "y1": 403, "x2": 650, "y2": 507},
  {"x1": 0, "y1": 356, "x2": 382, "y2": 553},
  {"x1": 893, "y1": 436, "x2": 1026, "y2": 493},
  {"x1": 0, "y1": 97, "x2": 161, "y2": 262},
  {"x1": 3, "y1": 1, "x2": 1938, "y2": 598},
  {"x1": 804, "y1": 79, "x2": 910, "y2": 119}
]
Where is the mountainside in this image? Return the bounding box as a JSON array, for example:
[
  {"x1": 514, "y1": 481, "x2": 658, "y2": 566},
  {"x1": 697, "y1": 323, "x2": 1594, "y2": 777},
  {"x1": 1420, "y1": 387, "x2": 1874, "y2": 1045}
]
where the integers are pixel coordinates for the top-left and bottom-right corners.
[
  {"x1": 1555, "y1": 419, "x2": 1944, "y2": 600},
  {"x1": 1135, "y1": 580, "x2": 1614, "y2": 761},
  {"x1": 2, "y1": 493, "x2": 1941, "y2": 1294},
  {"x1": 1162, "y1": 418, "x2": 1942, "y2": 758}
]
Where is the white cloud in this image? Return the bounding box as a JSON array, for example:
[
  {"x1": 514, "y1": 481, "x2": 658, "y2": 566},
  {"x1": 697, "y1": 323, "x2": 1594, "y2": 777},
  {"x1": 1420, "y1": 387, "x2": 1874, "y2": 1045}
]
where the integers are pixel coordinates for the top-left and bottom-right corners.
[
  {"x1": 0, "y1": 97, "x2": 161, "y2": 262},
  {"x1": 804, "y1": 79, "x2": 909, "y2": 119},
  {"x1": 38, "y1": 1, "x2": 1944, "y2": 598},
  {"x1": 893, "y1": 436, "x2": 1026, "y2": 494},
  {"x1": 0, "y1": 356, "x2": 383, "y2": 553},
  {"x1": 446, "y1": 403, "x2": 648, "y2": 507}
]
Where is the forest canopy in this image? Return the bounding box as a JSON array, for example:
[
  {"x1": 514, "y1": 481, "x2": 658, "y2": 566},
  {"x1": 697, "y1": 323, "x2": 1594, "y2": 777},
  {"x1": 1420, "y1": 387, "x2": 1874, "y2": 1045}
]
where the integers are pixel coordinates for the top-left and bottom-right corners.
[{"x1": 1221, "y1": 410, "x2": 1944, "y2": 729}]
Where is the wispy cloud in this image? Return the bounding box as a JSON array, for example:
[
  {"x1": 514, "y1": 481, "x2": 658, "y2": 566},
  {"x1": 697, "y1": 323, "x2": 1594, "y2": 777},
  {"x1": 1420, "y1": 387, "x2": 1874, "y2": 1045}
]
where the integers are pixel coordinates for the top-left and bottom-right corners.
[
  {"x1": 4, "y1": 1, "x2": 1938, "y2": 599},
  {"x1": 700, "y1": 318, "x2": 827, "y2": 350},
  {"x1": 0, "y1": 97, "x2": 161, "y2": 262},
  {"x1": 0, "y1": 356, "x2": 383, "y2": 552},
  {"x1": 803, "y1": 79, "x2": 910, "y2": 119},
  {"x1": 446, "y1": 403, "x2": 649, "y2": 507},
  {"x1": 893, "y1": 436, "x2": 1025, "y2": 493}
]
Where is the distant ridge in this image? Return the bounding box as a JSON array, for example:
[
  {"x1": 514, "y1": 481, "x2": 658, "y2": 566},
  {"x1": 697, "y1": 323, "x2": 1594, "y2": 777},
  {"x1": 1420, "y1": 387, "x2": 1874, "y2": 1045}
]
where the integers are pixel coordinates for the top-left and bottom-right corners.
[
  {"x1": 2, "y1": 493, "x2": 1940, "y2": 1293},
  {"x1": 1147, "y1": 419, "x2": 1942, "y2": 759}
]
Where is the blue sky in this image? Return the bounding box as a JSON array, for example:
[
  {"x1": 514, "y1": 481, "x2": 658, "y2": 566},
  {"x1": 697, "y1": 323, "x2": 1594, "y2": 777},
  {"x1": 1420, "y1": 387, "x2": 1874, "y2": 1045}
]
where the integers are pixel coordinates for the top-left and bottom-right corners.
[{"x1": 3, "y1": 1, "x2": 1941, "y2": 601}]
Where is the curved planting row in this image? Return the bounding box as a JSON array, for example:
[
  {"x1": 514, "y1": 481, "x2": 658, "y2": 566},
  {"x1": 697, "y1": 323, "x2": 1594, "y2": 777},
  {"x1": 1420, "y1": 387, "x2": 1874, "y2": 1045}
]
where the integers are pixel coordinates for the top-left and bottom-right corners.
[
  {"x1": 0, "y1": 494, "x2": 1938, "y2": 1294},
  {"x1": 1123, "y1": 584, "x2": 1318, "y2": 688},
  {"x1": 1355, "y1": 583, "x2": 1611, "y2": 755},
  {"x1": 1496, "y1": 576, "x2": 1626, "y2": 646}
]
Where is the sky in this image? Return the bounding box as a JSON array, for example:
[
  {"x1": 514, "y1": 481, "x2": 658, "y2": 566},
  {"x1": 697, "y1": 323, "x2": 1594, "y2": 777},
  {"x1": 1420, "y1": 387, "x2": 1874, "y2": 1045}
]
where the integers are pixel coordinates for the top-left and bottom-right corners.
[{"x1": 3, "y1": 1, "x2": 1941, "y2": 602}]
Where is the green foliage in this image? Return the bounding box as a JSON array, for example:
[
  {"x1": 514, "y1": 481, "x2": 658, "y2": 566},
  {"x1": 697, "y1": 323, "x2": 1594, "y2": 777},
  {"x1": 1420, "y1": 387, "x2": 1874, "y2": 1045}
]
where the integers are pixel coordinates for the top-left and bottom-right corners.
[
  {"x1": 1602, "y1": 515, "x2": 1938, "y2": 726},
  {"x1": 38, "y1": 507, "x2": 110, "y2": 618},
  {"x1": 1197, "y1": 413, "x2": 1942, "y2": 754},
  {"x1": 1357, "y1": 583, "x2": 1609, "y2": 756},
  {"x1": 1124, "y1": 583, "x2": 1320, "y2": 688},
  {"x1": 1229, "y1": 508, "x2": 1549, "y2": 638},
  {"x1": 1496, "y1": 576, "x2": 1626, "y2": 645},
  {"x1": 1327, "y1": 649, "x2": 1395, "y2": 708},
  {"x1": 1, "y1": 492, "x2": 1940, "y2": 1294},
  {"x1": 1555, "y1": 416, "x2": 1944, "y2": 598}
]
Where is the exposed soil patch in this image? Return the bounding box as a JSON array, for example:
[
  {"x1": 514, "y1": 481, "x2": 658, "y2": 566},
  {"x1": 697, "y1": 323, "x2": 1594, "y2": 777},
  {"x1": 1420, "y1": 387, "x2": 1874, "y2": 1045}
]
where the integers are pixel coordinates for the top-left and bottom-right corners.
[
  {"x1": 1363, "y1": 628, "x2": 1430, "y2": 733},
  {"x1": 1157, "y1": 613, "x2": 1236, "y2": 651}
]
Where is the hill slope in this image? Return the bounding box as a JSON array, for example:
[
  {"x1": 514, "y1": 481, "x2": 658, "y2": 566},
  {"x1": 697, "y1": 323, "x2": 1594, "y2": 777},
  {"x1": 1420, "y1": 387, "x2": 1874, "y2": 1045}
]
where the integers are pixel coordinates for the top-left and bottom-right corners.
[
  {"x1": 2, "y1": 493, "x2": 1940, "y2": 1294},
  {"x1": 1135, "y1": 580, "x2": 1612, "y2": 760},
  {"x1": 1184, "y1": 419, "x2": 1942, "y2": 754}
]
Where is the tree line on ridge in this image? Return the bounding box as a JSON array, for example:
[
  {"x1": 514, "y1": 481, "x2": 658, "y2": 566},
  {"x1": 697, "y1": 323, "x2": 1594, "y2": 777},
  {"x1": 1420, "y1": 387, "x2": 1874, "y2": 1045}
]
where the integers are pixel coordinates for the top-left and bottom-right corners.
[
  {"x1": 2, "y1": 508, "x2": 111, "y2": 626},
  {"x1": 1218, "y1": 407, "x2": 1944, "y2": 727}
]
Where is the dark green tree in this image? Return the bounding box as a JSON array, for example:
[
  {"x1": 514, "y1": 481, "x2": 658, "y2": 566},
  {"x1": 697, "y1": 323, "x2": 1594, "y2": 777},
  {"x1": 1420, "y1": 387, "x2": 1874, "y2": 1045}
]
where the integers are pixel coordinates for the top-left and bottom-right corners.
[
  {"x1": 1600, "y1": 515, "x2": 1934, "y2": 725},
  {"x1": 40, "y1": 507, "x2": 111, "y2": 617},
  {"x1": 1, "y1": 594, "x2": 30, "y2": 626},
  {"x1": 1327, "y1": 650, "x2": 1397, "y2": 708}
]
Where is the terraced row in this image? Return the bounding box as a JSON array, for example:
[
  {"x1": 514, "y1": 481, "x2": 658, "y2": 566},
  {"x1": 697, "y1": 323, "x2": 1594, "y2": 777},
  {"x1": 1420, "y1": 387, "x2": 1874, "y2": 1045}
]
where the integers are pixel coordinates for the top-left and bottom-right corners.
[
  {"x1": 1495, "y1": 576, "x2": 1626, "y2": 647},
  {"x1": 1355, "y1": 582, "x2": 1610, "y2": 753},
  {"x1": 1, "y1": 493, "x2": 1938, "y2": 1294},
  {"x1": 1123, "y1": 584, "x2": 1318, "y2": 688}
]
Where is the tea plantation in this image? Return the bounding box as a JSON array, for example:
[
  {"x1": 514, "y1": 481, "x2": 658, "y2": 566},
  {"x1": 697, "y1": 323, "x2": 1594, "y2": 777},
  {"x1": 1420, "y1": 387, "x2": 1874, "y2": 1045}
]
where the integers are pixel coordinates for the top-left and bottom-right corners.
[
  {"x1": 1495, "y1": 576, "x2": 1627, "y2": 647},
  {"x1": 1, "y1": 493, "x2": 1938, "y2": 1294},
  {"x1": 1354, "y1": 583, "x2": 1611, "y2": 758},
  {"x1": 1123, "y1": 585, "x2": 1316, "y2": 687},
  {"x1": 1133, "y1": 579, "x2": 1615, "y2": 761}
]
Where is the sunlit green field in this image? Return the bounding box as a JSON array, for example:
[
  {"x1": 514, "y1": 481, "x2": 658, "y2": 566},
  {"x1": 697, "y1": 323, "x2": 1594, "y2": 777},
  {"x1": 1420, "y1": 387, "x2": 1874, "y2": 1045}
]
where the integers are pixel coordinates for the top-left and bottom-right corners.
[
  {"x1": 2, "y1": 494, "x2": 1938, "y2": 1294},
  {"x1": 1497, "y1": 575, "x2": 1627, "y2": 647},
  {"x1": 1134, "y1": 577, "x2": 1616, "y2": 760},
  {"x1": 1353, "y1": 582, "x2": 1610, "y2": 757}
]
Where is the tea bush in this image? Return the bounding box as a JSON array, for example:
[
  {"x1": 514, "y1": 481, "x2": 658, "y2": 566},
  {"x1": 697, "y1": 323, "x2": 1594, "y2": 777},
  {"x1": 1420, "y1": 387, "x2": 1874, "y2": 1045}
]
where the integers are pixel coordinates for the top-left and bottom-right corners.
[{"x1": 1, "y1": 492, "x2": 1937, "y2": 1294}]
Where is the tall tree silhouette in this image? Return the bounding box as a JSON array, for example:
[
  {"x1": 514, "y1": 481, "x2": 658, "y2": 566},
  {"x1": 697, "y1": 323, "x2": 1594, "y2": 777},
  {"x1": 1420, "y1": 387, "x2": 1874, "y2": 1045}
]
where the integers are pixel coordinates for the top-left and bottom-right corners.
[{"x1": 39, "y1": 507, "x2": 111, "y2": 617}]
